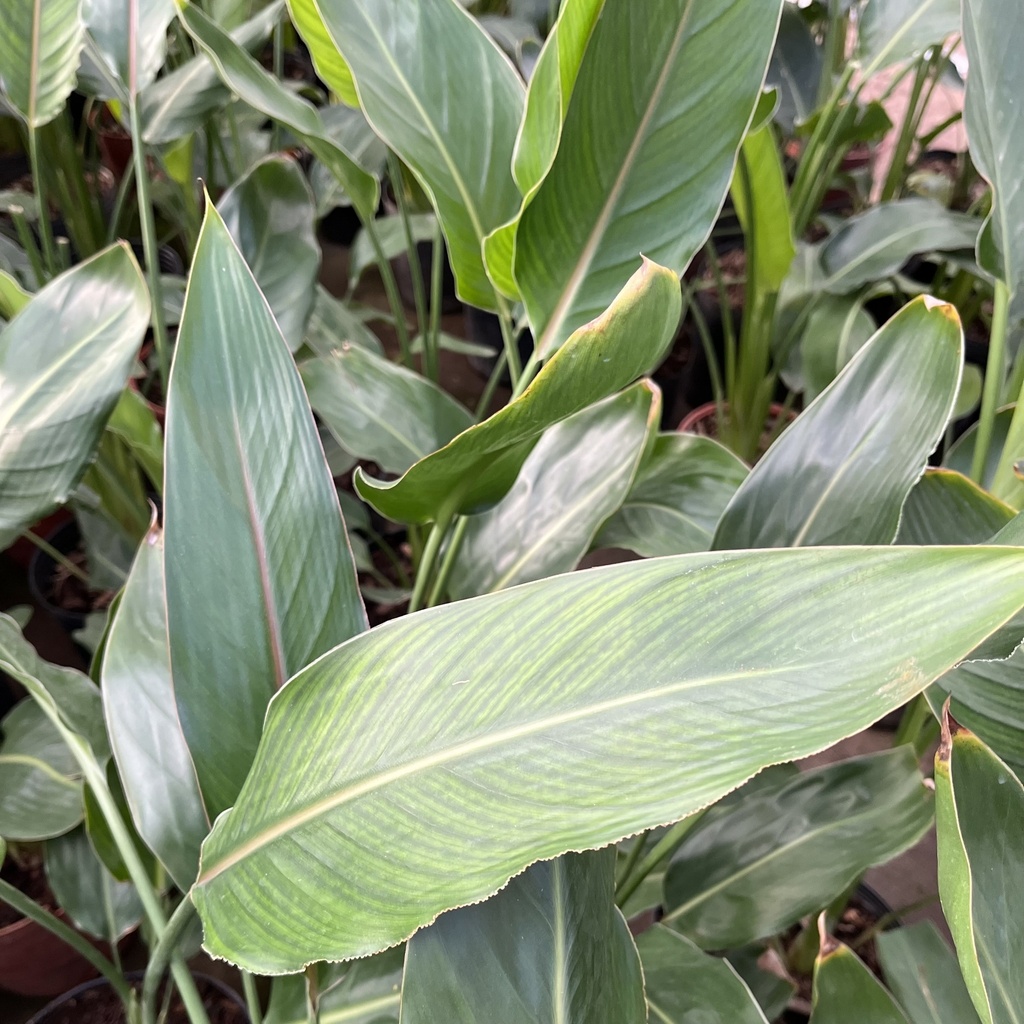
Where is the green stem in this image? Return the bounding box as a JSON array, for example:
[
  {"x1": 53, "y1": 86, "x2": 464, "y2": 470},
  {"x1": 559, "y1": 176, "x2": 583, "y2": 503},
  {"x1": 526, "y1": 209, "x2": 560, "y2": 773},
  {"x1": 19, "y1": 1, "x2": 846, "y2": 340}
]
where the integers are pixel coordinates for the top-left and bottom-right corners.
[
  {"x1": 271, "y1": 22, "x2": 284, "y2": 153},
  {"x1": 305, "y1": 964, "x2": 321, "y2": 1024},
  {"x1": 408, "y1": 507, "x2": 454, "y2": 613},
  {"x1": 128, "y1": 95, "x2": 170, "y2": 393},
  {"x1": 511, "y1": 347, "x2": 541, "y2": 400},
  {"x1": 426, "y1": 220, "x2": 444, "y2": 383},
  {"x1": 892, "y1": 694, "x2": 934, "y2": 755},
  {"x1": 142, "y1": 896, "x2": 211, "y2": 1024},
  {"x1": 242, "y1": 973, "x2": 264, "y2": 1024},
  {"x1": 971, "y1": 280, "x2": 1011, "y2": 483},
  {"x1": 0, "y1": 877, "x2": 132, "y2": 1006},
  {"x1": 20, "y1": 529, "x2": 91, "y2": 585},
  {"x1": 361, "y1": 215, "x2": 413, "y2": 368},
  {"x1": 616, "y1": 811, "x2": 706, "y2": 908},
  {"x1": 387, "y1": 154, "x2": 429, "y2": 357},
  {"x1": 880, "y1": 56, "x2": 929, "y2": 202},
  {"x1": 10, "y1": 204, "x2": 46, "y2": 286},
  {"x1": 474, "y1": 349, "x2": 508, "y2": 420},
  {"x1": 615, "y1": 830, "x2": 651, "y2": 887},
  {"x1": 108, "y1": 158, "x2": 139, "y2": 244},
  {"x1": 425, "y1": 516, "x2": 468, "y2": 608},
  {"x1": 681, "y1": 280, "x2": 724, "y2": 407},
  {"x1": 496, "y1": 300, "x2": 522, "y2": 388},
  {"x1": 28, "y1": 125, "x2": 57, "y2": 277}
]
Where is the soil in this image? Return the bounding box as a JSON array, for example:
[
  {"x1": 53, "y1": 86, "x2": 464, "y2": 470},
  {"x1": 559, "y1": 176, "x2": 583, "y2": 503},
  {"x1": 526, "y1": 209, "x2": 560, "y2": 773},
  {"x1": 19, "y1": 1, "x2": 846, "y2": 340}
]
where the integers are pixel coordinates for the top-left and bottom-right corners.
[
  {"x1": 47, "y1": 547, "x2": 114, "y2": 617},
  {"x1": 0, "y1": 851, "x2": 56, "y2": 929},
  {"x1": 36, "y1": 977, "x2": 247, "y2": 1024}
]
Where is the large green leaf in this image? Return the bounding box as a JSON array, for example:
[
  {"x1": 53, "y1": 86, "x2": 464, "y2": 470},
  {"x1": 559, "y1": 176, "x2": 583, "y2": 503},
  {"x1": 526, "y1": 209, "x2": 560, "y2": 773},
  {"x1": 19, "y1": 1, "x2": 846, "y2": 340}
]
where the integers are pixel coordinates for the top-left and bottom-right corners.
[
  {"x1": 80, "y1": 0, "x2": 175, "y2": 98},
  {"x1": 765, "y1": 5, "x2": 821, "y2": 131},
  {"x1": 713, "y1": 297, "x2": 962, "y2": 550},
  {"x1": 292, "y1": 0, "x2": 524, "y2": 309},
  {"x1": 858, "y1": 0, "x2": 960, "y2": 72},
  {"x1": 638, "y1": 926, "x2": 769, "y2": 1024},
  {"x1": 595, "y1": 433, "x2": 747, "y2": 557},
  {"x1": 102, "y1": 526, "x2": 209, "y2": 891},
  {"x1": 449, "y1": 383, "x2": 657, "y2": 599},
  {"x1": 401, "y1": 850, "x2": 645, "y2": 1024},
  {"x1": 355, "y1": 259, "x2": 681, "y2": 524},
  {"x1": 895, "y1": 469, "x2": 1015, "y2": 545},
  {"x1": 164, "y1": 204, "x2": 367, "y2": 818},
  {"x1": 0, "y1": 0, "x2": 84, "y2": 127},
  {"x1": 513, "y1": 0, "x2": 783, "y2": 354},
  {"x1": 0, "y1": 699, "x2": 82, "y2": 841},
  {"x1": 301, "y1": 347, "x2": 473, "y2": 477},
  {"x1": 305, "y1": 286, "x2": 384, "y2": 357},
  {"x1": 661, "y1": 748, "x2": 933, "y2": 949},
  {"x1": 0, "y1": 243, "x2": 150, "y2": 548},
  {"x1": 878, "y1": 921, "x2": 983, "y2": 1024},
  {"x1": 810, "y1": 928, "x2": 910, "y2": 1024},
  {"x1": 219, "y1": 154, "x2": 320, "y2": 353},
  {"x1": 192, "y1": 545, "x2": 1024, "y2": 972},
  {"x1": 818, "y1": 200, "x2": 980, "y2": 295},
  {"x1": 285, "y1": 0, "x2": 357, "y2": 107},
  {"x1": 935, "y1": 711, "x2": 1024, "y2": 1024}
]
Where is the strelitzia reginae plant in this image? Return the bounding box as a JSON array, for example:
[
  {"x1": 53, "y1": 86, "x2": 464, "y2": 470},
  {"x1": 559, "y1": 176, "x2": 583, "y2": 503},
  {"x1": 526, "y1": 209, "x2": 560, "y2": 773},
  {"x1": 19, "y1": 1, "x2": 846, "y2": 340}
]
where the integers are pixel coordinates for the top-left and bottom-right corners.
[{"x1": 2, "y1": 1, "x2": 1024, "y2": 1023}]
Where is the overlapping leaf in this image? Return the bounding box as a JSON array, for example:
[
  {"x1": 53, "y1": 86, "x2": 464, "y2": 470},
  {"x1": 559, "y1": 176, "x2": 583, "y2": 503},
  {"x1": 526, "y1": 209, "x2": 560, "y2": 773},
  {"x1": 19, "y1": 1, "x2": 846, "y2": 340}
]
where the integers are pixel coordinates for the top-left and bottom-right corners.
[
  {"x1": 811, "y1": 929, "x2": 909, "y2": 1024},
  {"x1": 896, "y1": 470, "x2": 1014, "y2": 545},
  {"x1": 858, "y1": 0, "x2": 960, "y2": 72},
  {"x1": 81, "y1": 0, "x2": 175, "y2": 98}
]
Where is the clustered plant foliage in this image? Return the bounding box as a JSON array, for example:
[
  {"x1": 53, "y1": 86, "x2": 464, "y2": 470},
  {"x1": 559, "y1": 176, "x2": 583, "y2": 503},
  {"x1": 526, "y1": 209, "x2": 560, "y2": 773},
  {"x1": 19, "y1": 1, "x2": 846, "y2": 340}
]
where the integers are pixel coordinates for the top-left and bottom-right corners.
[{"x1": 1, "y1": 0, "x2": 1023, "y2": 1022}]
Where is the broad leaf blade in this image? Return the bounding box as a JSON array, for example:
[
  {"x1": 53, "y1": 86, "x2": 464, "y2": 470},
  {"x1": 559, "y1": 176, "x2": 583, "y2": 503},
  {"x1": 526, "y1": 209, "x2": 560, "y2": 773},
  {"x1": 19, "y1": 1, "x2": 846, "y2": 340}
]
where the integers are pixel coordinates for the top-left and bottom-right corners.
[
  {"x1": 714, "y1": 297, "x2": 962, "y2": 550},
  {"x1": 102, "y1": 526, "x2": 209, "y2": 891},
  {"x1": 449, "y1": 382, "x2": 657, "y2": 599},
  {"x1": 355, "y1": 258, "x2": 681, "y2": 524},
  {"x1": 811, "y1": 929, "x2": 910, "y2": 1024},
  {"x1": 858, "y1": 0, "x2": 960, "y2": 72},
  {"x1": 82, "y1": 0, "x2": 175, "y2": 97},
  {"x1": 895, "y1": 470, "x2": 1014, "y2": 545},
  {"x1": 193, "y1": 545, "x2": 1024, "y2": 972},
  {"x1": 401, "y1": 850, "x2": 645, "y2": 1024},
  {"x1": 0, "y1": 243, "x2": 150, "y2": 548},
  {"x1": 514, "y1": 0, "x2": 784, "y2": 354},
  {"x1": 164, "y1": 204, "x2": 367, "y2": 818}
]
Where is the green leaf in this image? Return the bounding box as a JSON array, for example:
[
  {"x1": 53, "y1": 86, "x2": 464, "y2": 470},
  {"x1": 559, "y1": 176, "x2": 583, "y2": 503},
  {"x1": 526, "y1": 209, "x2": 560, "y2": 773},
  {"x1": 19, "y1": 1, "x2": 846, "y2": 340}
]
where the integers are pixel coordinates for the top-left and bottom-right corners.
[
  {"x1": 944, "y1": 407, "x2": 1014, "y2": 491},
  {"x1": 355, "y1": 258, "x2": 681, "y2": 524},
  {"x1": 0, "y1": 243, "x2": 150, "y2": 549},
  {"x1": 896, "y1": 470, "x2": 1015, "y2": 545},
  {"x1": 514, "y1": 0, "x2": 784, "y2": 354},
  {"x1": 292, "y1": 0, "x2": 525, "y2": 309},
  {"x1": 638, "y1": 926, "x2": 769, "y2": 1024},
  {"x1": 81, "y1": 0, "x2": 176, "y2": 97},
  {"x1": 402, "y1": 850, "x2": 645, "y2": 1024},
  {"x1": 713, "y1": 297, "x2": 962, "y2": 550},
  {"x1": 878, "y1": 921, "x2": 984, "y2": 1024},
  {"x1": 285, "y1": 0, "x2": 358, "y2": 107},
  {"x1": 449, "y1": 383, "x2": 657, "y2": 599},
  {"x1": 858, "y1": 0, "x2": 960, "y2": 72},
  {"x1": 178, "y1": 3, "x2": 379, "y2": 219},
  {"x1": 102, "y1": 526, "x2": 210, "y2": 891},
  {"x1": 164, "y1": 203, "x2": 367, "y2": 818},
  {"x1": 818, "y1": 200, "x2": 980, "y2": 295},
  {"x1": 348, "y1": 212, "x2": 437, "y2": 291},
  {"x1": 935, "y1": 712, "x2": 1024, "y2": 1024},
  {"x1": 0, "y1": 269, "x2": 31, "y2": 319},
  {"x1": 192, "y1": 544, "x2": 1024, "y2": 972},
  {"x1": 44, "y1": 825, "x2": 142, "y2": 942},
  {"x1": 811, "y1": 928, "x2": 910, "y2": 1024},
  {"x1": 0, "y1": 699, "x2": 82, "y2": 841},
  {"x1": 765, "y1": 5, "x2": 821, "y2": 131},
  {"x1": 595, "y1": 433, "x2": 748, "y2": 557},
  {"x1": 0, "y1": 0, "x2": 84, "y2": 127},
  {"x1": 105, "y1": 387, "x2": 163, "y2": 494},
  {"x1": 726, "y1": 946, "x2": 796, "y2": 1022},
  {"x1": 301, "y1": 346, "x2": 474, "y2": 476},
  {"x1": 219, "y1": 154, "x2": 320, "y2": 353},
  {"x1": 305, "y1": 286, "x2": 384, "y2": 357},
  {"x1": 662, "y1": 748, "x2": 933, "y2": 949}
]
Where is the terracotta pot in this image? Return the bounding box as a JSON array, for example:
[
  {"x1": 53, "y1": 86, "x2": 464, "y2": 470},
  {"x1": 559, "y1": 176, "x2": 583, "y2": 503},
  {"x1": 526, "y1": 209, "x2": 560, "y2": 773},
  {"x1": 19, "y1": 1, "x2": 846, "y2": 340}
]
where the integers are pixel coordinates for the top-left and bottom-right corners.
[{"x1": 677, "y1": 401, "x2": 796, "y2": 437}]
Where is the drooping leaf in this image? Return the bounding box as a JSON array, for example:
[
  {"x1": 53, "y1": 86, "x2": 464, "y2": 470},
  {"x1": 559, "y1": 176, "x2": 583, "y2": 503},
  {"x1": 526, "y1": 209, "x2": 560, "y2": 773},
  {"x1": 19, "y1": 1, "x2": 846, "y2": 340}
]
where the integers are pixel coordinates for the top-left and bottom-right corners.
[
  {"x1": 896, "y1": 469, "x2": 1015, "y2": 545},
  {"x1": 81, "y1": 0, "x2": 176, "y2": 98},
  {"x1": 291, "y1": 0, "x2": 525, "y2": 309},
  {"x1": 935, "y1": 711, "x2": 1024, "y2": 1024},
  {"x1": 514, "y1": 0, "x2": 784, "y2": 354},
  {"x1": 662, "y1": 748, "x2": 933, "y2": 949},
  {"x1": 878, "y1": 921, "x2": 983, "y2": 1024},
  {"x1": 219, "y1": 154, "x2": 320, "y2": 353},
  {"x1": 192, "y1": 545, "x2": 1024, "y2": 972},
  {"x1": 449, "y1": 383, "x2": 657, "y2": 599},
  {"x1": 595, "y1": 433, "x2": 747, "y2": 558},
  {"x1": 0, "y1": 243, "x2": 150, "y2": 549},
  {"x1": 401, "y1": 850, "x2": 645, "y2": 1024},
  {"x1": 638, "y1": 926, "x2": 769, "y2": 1024},
  {"x1": 858, "y1": 0, "x2": 960, "y2": 72},
  {"x1": 164, "y1": 203, "x2": 367, "y2": 818},
  {"x1": 102, "y1": 526, "x2": 209, "y2": 891},
  {"x1": 714, "y1": 297, "x2": 962, "y2": 550},
  {"x1": 0, "y1": 0, "x2": 85, "y2": 127},
  {"x1": 355, "y1": 258, "x2": 681, "y2": 524}
]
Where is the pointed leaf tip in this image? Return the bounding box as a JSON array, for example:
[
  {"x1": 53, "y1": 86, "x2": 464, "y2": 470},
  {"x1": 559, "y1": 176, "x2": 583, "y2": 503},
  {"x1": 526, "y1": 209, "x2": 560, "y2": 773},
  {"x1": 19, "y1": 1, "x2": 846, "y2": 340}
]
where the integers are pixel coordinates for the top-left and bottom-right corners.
[{"x1": 939, "y1": 699, "x2": 969, "y2": 764}]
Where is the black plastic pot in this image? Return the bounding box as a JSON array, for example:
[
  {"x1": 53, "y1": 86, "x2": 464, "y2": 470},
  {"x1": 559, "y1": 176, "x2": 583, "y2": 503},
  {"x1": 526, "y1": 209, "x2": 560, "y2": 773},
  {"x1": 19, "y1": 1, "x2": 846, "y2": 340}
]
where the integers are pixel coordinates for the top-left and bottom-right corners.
[{"x1": 393, "y1": 237, "x2": 461, "y2": 315}]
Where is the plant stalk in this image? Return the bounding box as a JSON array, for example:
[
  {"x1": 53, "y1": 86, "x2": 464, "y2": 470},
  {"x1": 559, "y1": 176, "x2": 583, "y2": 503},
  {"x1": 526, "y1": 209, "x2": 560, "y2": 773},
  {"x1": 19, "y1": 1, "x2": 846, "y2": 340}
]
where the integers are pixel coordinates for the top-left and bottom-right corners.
[
  {"x1": 409, "y1": 507, "x2": 454, "y2": 613},
  {"x1": 20, "y1": 529, "x2": 92, "y2": 585},
  {"x1": 360, "y1": 214, "x2": 414, "y2": 369},
  {"x1": 10, "y1": 204, "x2": 46, "y2": 287},
  {"x1": 387, "y1": 154, "x2": 430, "y2": 364},
  {"x1": 616, "y1": 811, "x2": 706, "y2": 908},
  {"x1": 142, "y1": 896, "x2": 211, "y2": 1024},
  {"x1": 496, "y1": 299, "x2": 522, "y2": 388},
  {"x1": 971, "y1": 279, "x2": 1011, "y2": 483},
  {"x1": 426, "y1": 220, "x2": 444, "y2": 382},
  {"x1": 426, "y1": 516, "x2": 468, "y2": 607},
  {"x1": 242, "y1": 972, "x2": 264, "y2": 1024},
  {"x1": 28, "y1": 125, "x2": 57, "y2": 277}
]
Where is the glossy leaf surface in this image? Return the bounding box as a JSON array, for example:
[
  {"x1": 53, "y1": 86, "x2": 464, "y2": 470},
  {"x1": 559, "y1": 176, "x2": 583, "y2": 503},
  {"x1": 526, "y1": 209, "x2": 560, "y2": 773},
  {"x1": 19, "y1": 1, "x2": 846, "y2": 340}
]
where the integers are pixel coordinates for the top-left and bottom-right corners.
[
  {"x1": 895, "y1": 470, "x2": 1014, "y2": 545},
  {"x1": 82, "y1": 0, "x2": 175, "y2": 96},
  {"x1": 102, "y1": 527, "x2": 209, "y2": 891},
  {"x1": 355, "y1": 259, "x2": 680, "y2": 523},
  {"x1": 858, "y1": 0, "x2": 960, "y2": 71},
  {"x1": 514, "y1": 0, "x2": 783, "y2": 353},
  {"x1": 811, "y1": 932, "x2": 910, "y2": 1024},
  {"x1": 0, "y1": 244, "x2": 149, "y2": 548},
  {"x1": 662, "y1": 748, "x2": 933, "y2": 949},
  {"x1": 765, "y1": 5, "x2": 820, "y2": 130},
  {"x1": 714, "y1": 298, "x2": 961, "y2": 550},
  {"x1": 638, "y1": 926, "x2": 769, "y2": 1024},
  {"x1": 935, "y1": 713, "x2": 1024, "y2": 1024},
  {"x1": 401, "y1": 850, "x2": 645, "y2": 1024},
  {"x1": 192, "y1": 545, "x2": 1024, "y2": 972},
  {"x1": 164, "y1": 205, "x2": 366, "y2": 818},
  {"x1": 301, "y1": 346, "x2": 473, "y2": 476},
  {"x1": 449, "y1": 383, "x2": 656, "y2": 599}
]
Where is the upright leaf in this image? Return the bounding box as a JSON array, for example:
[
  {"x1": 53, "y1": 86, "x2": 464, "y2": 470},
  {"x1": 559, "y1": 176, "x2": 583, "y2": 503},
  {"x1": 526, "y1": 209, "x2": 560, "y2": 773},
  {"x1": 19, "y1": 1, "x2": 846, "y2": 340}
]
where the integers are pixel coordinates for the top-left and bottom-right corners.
[
  {"x1": 401, "y1": 850, "x2": 645, "y2": 1024},
  {"x1": 858, "y1": 0, "x2": 961, "y2": 72},
  {"x1": 935, "y1": 709, "x2": 1024, "y2": 1024},
  {"x1": 0, "y1": 244, "x2": 150, "y2": 548},
  {"x1": 514, "y1": 0, "x2": 784, "y2": 354},
  {"x1": 895, "y1": 470, "x2": 1014, "y2": 545},
  {"x1": 164, "y1": 204, "x2": 366, "y2": 818},
  {"x1": 714, "y1": 297, "x2": 962, "y2": 550},
  {"x1": 82, "y1": 0, "x2": 176, "y2": 97},
  {"x1": 0, "y1": 0, "x2": 85, "y2": 126},
  {"x1": 291, "y1": 0, "x2": 525, "y2": 308},
  {"x1": 765, "y1": 5, "x2": 821, "y2": 131},
  {"x1": 102, "y1": 526, "x2": 209, "y2": 891},
  {"x1": 192, "y1": 545, "x2": 1024, "y2": 972}
]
